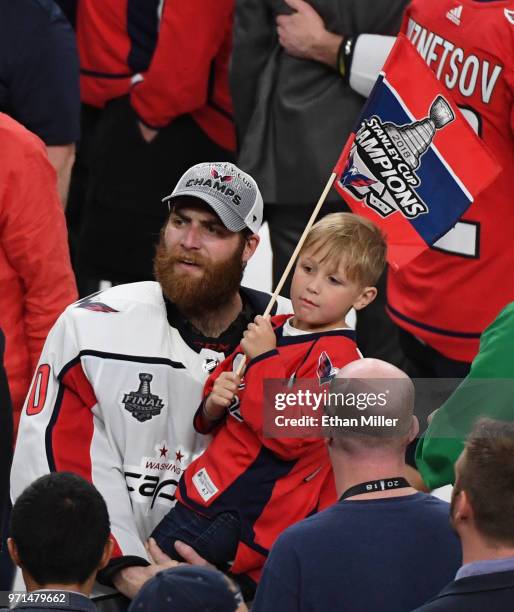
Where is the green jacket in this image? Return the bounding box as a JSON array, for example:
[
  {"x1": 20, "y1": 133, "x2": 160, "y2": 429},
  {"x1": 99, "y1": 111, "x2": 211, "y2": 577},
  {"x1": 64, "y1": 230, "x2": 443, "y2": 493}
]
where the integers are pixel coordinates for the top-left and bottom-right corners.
[{"x1": 416, "y1": 302, "x2": 514, "y2": 489}]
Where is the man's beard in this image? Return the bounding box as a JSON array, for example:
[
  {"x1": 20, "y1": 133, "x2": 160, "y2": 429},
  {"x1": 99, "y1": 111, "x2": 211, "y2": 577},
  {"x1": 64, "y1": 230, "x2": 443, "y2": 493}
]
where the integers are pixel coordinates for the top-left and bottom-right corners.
[{"x1": 154, "y1": 235, "x2": 245, "y2": 317}]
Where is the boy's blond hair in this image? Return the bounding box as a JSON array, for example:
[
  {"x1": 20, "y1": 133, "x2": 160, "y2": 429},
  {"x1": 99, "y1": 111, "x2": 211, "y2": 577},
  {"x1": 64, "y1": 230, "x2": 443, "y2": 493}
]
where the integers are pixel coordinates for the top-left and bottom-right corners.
[{"x1": 299, "y1": 213, "x2": 387, "y2": 286}]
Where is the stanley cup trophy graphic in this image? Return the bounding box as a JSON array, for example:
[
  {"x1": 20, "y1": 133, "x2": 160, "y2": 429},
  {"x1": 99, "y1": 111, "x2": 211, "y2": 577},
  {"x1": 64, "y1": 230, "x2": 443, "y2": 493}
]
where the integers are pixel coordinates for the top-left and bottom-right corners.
[
  {"x1": 384, "y1": 95, "x2": 455, "y2": 169},
  {"x1": 138, "y1": 373, "x2": 152, "y2": 395}
]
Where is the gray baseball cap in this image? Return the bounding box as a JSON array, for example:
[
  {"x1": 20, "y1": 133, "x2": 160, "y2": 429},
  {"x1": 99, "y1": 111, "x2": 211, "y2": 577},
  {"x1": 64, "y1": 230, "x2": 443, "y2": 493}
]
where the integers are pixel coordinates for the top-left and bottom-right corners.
[{"x1": 162, "y1": 162, "x2": 263, "y2": 234}]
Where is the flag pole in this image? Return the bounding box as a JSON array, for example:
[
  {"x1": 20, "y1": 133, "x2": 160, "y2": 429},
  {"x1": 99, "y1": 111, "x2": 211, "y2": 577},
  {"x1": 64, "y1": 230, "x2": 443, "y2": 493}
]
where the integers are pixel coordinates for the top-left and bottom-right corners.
[{"x1": 235, "y1": 172, "x2": 337, "y2": 376}]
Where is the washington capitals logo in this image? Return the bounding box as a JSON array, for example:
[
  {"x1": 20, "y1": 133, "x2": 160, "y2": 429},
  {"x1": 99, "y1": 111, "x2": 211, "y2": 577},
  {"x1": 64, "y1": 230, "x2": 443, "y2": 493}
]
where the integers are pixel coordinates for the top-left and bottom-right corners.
[
  {"x1": 317, "y1": 352, "x2": 338, "y2": 386},
  {"x1": 75, "y1": 293, "x2": 118, "y2": 313},
  {"x1": 340, "y1": 154, "x2": 377, "y2": 189},
  {"x1": 211, "y1": 167, "x2": 233, "y2": 182},
  {"x1": 122, "y1": 373, "x2": 165, "y2": 422}
]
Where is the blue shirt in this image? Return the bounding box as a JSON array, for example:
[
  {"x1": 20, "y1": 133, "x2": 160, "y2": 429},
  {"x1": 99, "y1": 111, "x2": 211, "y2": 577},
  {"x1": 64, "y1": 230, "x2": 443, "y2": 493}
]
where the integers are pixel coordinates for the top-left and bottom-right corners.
[
  {"x1": 456, "y1": 555, "x2": 514, "y2": 580},
  {"x1": 253, "y1": 493, "x2": 462, "y2": 612}
]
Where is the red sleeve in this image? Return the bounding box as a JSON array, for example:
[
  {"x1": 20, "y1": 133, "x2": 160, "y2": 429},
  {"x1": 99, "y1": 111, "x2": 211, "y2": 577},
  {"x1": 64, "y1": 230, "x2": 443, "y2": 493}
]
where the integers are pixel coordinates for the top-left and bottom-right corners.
[
  {"x1": 193, "y1": 348, "x2": 241, "y2": 434},
  {"x1": 2, "y1": 130, "x2": 77, "y2": 370},
  {"x1": 130, "y1": 0, "x2": 234, "y2": 128},
  {"x1": 240, "y1": 336, "x2": 361, "y2": 460}
]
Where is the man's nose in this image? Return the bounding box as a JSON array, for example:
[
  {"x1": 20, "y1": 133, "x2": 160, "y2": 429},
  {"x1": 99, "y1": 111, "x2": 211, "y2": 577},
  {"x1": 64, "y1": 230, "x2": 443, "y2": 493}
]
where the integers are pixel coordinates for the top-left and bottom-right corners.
[{"x1": 181, "y1": 225, "x2": 202, "y2": 250}]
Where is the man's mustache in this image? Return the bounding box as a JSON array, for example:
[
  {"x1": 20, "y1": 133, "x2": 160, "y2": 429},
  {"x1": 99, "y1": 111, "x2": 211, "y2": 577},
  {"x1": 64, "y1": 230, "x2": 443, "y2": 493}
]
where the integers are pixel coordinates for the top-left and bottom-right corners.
[{"x1": 165, "y1": 250, "x2": 209, "y2": 268}]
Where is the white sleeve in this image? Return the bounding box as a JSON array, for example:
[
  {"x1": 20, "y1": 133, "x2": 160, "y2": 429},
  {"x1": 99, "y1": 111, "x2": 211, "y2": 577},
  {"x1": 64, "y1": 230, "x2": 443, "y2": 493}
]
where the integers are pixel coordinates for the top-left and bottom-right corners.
[
  {"x1": 11, "y1": 310, "x2": 149, "y2": 563},
  {"x1": 349, "y1": 34, "x2": 396, "y2": 98}
]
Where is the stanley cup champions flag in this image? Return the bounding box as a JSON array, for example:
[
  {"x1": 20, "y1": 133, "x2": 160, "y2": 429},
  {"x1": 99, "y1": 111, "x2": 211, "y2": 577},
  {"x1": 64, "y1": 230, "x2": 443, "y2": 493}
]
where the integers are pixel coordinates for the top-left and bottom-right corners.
[{"x1": 334, "y1": 34, "x2": 500, "y2": 269}]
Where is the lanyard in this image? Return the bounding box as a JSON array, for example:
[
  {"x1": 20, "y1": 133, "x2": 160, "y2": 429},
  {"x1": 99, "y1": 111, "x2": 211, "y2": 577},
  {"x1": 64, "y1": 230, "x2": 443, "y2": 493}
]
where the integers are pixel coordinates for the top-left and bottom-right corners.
[{"x1": 339, "y1": 477, "x2": 410, "y2": 501}]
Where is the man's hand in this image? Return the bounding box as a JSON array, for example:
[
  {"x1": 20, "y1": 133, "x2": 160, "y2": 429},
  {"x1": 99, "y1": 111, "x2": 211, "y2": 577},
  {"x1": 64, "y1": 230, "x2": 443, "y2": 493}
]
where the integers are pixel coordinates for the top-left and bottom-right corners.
[
  {"x1": 276, "y1": 0, "x2": 342, "y2": 68},
  {"x1": 138, "y1": 121, "x2": 159, "y2": 143},
  {"x1": 241, "y1": 315, "x2": 276, "y2": 361},
  {"x1": 204, "y1": 372, "x2": 241, "y2": 420},
  {"x1": 174, "y1": 540, "x2": 216, "y2": 570},
  {"x1": 112, "y1": 540, "x2": 179, "y2": 600}
]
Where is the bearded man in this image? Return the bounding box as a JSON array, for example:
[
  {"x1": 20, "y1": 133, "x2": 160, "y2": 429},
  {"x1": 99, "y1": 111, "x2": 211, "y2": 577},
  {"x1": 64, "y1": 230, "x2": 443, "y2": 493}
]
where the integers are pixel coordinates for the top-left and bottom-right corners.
[{"x1": 11, "y1": 162, "x2": 290, "y2": 606}]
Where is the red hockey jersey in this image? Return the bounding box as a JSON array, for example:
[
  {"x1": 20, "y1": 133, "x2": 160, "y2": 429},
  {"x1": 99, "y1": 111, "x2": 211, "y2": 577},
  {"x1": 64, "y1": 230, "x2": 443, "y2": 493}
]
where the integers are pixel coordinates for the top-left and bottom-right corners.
[
  {"x1": 177, "y1": 315, "x2": 361, "y2": 579},
  {"x1": 76, "y1": 0, "x2": 235, "y2": 150},
  {"x1": 387, "y1": 0, "x2": 514, "y2": 362}
]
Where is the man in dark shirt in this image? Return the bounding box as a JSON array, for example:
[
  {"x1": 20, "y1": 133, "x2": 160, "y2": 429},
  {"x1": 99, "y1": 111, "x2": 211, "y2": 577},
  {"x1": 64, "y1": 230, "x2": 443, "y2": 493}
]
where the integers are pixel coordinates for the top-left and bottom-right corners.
[{"x1": 253, "y1": 358, "x2": 461, "y2": 612}]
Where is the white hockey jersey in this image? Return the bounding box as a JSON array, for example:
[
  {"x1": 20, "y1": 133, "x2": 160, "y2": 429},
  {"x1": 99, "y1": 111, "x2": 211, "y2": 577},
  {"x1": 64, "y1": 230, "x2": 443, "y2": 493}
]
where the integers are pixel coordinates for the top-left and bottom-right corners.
[{"x1": 11, "y1": 281, "x2": 291, "y2": 572}]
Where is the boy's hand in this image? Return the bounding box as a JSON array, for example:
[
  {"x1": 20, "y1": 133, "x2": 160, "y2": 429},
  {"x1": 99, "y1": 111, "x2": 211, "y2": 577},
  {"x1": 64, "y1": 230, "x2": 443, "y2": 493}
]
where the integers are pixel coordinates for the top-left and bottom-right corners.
[
  {"x1": 241, "y1": 315, "x2": 276, "y2": 361},
  {"x1": 204, "y1": 372, "x2": 241, "y2": 420}
]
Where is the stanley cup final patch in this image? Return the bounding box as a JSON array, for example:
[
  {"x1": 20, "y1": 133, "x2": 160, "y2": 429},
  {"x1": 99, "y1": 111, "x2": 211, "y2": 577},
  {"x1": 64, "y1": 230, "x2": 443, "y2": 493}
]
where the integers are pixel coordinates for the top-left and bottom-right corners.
[
  {"x1": 122, "y1": 373, "x2": 165, "y2": 422},
  {"x1": 192, "y1": 468, "x2": 219, "y2": 502}
]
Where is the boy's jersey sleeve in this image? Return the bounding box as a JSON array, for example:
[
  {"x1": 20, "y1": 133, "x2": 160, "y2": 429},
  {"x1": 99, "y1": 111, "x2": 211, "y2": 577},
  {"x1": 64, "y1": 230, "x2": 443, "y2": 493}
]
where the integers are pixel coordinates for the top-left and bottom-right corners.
[
  {"x1": 11, "y1": 309, "x2": 150, "y2": 569},
  {"x1": 240, "y1": 337, "x2": 361, "y2": 459}
]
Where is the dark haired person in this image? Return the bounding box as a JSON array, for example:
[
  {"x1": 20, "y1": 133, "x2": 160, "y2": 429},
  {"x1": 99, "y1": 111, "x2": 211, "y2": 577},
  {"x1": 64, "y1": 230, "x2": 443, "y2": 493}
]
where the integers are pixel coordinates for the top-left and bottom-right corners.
[
  {"x1": 253, "y1": 359, "x2": 461, "y2": 612},
  {"x1": 414, "y1": 418, "x2": 514, "y2": 612},
  {"x1": 8, "y1": 472, "x2": 112, "y2": 611}
]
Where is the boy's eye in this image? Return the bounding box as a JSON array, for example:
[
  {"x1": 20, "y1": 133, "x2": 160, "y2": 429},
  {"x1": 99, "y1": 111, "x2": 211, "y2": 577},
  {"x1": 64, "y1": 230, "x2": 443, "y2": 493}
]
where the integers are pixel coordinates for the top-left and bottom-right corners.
[
  {"x1": 329, "y1": 276, "x2": 342, "y2": 285},
  {"x1": 302, "y1": 264, "x2": 312, "y2": 273}
]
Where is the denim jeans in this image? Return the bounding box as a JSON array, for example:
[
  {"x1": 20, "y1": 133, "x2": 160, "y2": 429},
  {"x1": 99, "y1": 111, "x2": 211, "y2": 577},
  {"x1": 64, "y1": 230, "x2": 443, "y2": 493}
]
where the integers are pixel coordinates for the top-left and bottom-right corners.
[{"x1": 151, "y1": 502, "x2": 241, "y2": 570}]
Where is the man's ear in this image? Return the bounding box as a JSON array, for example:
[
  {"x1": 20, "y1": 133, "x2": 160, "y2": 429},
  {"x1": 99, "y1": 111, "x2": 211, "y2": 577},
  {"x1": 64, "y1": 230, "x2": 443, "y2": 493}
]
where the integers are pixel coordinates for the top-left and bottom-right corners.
[
  {"x1": 7, "y1": 538, "x2": 21, "y2": 568},
  {"x1": 242, "y1": 234, "x2": 260, "y2": 264},
  {"x1": 454, "y1": 489, "x2": 473, "y2": 524},
  {"x1": 353, "y1": 286, "x2": 377, "y2": 311},
  {"x1": 408, "y1": 415, "x2": 420, "y2": 443},
  {"x1": 98, "y1": 538, "x2": 114, "y2": 570}
]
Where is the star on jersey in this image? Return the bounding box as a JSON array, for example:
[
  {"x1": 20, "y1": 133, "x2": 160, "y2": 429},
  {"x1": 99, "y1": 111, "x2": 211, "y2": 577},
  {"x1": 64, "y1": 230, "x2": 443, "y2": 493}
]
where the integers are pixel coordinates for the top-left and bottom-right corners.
[
  {"x1": 159, "y1": 445, "x2": 168, "y2": 458},
  {"x1": 175, "y1": 450, "x2": 184, "y2": 462}
]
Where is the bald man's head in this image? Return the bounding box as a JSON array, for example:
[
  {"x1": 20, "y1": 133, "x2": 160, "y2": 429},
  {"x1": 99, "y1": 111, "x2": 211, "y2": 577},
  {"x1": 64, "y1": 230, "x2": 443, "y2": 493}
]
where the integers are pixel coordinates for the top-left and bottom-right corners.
[{"x1": 324, "y1": 358, "x2": 417, "y2": 455}]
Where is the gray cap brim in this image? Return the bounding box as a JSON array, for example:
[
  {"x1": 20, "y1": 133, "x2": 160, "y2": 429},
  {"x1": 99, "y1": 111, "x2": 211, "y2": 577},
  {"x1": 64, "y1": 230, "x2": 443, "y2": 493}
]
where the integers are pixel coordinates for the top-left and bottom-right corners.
[{"x1": 164, "y1": 191, "x2": 250, "y2": 233}]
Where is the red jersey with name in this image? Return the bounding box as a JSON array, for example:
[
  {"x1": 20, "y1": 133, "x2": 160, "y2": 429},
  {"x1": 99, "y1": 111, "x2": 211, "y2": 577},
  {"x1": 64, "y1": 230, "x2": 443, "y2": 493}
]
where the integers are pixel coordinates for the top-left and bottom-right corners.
[
  {"x1": 387, "y1": 0, "x2": 514, "y2": 362},
  {"x1": 177, "y1": 315, "x2": 360, "y2": 580}
]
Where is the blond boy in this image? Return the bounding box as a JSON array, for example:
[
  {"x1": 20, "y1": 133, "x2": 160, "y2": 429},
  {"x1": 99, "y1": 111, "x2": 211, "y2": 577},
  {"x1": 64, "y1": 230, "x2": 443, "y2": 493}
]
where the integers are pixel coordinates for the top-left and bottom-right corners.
[{"x1": 151, "y1": 213, "x2": 386, "y2": 589}]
